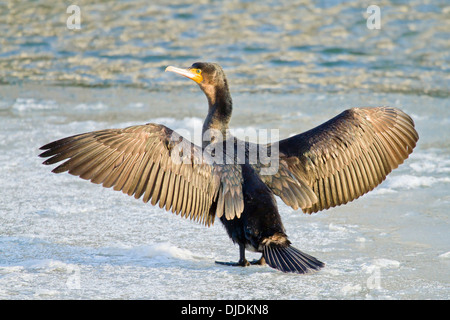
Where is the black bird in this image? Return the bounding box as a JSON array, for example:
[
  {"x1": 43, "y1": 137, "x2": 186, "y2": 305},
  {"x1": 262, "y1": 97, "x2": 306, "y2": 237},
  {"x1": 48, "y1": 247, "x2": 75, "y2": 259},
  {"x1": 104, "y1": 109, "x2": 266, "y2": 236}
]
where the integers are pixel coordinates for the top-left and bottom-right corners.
[{"x1": 39, "y1": 62, "x2": 419, "y2": 274}]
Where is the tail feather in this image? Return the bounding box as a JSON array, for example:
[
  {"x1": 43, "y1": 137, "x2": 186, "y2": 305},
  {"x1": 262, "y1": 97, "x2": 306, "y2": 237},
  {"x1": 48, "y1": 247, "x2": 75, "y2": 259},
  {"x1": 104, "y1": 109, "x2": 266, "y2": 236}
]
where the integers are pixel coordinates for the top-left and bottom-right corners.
[{"x1": 263, "y1": 245, "x2": 324, "y2": 274}]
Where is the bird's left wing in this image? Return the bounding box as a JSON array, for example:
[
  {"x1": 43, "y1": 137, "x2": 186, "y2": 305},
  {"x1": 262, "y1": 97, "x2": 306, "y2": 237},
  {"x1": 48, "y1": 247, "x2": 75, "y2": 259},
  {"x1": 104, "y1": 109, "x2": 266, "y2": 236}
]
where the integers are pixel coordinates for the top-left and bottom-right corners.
[{"x1": 39, "y1": 123, "x2": 243, "y2": 225}]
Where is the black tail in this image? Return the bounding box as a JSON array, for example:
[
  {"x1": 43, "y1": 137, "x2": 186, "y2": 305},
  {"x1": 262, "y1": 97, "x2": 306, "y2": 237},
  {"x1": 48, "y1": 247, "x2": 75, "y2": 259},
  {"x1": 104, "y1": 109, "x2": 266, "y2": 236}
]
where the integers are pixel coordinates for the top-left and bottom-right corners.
[{"x1": 263, "y1": 245, "x2": 324, "y2": 274}]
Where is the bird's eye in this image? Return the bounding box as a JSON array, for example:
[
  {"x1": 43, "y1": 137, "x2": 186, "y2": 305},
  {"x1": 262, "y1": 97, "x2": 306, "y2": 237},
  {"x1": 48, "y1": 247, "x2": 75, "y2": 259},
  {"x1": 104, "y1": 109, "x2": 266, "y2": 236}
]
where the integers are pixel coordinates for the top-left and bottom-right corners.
[{"x1": 196, "y1": 69, "x2": 201, "y2": 74}]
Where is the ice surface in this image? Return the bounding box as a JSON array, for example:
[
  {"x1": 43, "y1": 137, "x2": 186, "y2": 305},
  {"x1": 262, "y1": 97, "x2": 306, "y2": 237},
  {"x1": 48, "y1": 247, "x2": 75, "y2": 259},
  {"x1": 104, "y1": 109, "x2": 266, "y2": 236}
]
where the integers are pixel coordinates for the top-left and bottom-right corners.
[{"x1": 0, "y1": 87, "x2": 448, "y2": 300}]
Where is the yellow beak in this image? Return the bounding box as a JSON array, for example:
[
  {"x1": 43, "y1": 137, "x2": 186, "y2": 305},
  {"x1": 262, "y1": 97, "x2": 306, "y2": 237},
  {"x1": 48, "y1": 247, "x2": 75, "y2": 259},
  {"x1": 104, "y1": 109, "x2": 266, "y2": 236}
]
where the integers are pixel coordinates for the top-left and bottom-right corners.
[{"x1": 165, "y1": 66, "x2": 203, "y2": 84}]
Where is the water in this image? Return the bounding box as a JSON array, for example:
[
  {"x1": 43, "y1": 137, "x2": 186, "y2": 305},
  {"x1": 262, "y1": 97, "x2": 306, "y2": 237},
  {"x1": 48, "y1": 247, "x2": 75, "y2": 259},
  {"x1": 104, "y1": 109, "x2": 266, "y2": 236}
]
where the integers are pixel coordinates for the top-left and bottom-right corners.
[{"x1": 0, "y1": 0, "x2": 449, "y2": 300}]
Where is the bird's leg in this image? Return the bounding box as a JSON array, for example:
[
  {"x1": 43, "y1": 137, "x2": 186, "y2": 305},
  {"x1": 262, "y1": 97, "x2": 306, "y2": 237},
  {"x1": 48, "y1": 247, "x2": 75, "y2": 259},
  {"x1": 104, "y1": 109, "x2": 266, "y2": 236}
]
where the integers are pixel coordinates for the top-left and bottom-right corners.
[
  {"x1": 237, "y1": 244, "x2": 250, "y2": 266},
  {"x1": 215, "y1": 244, "x2": 250, "y2": 267}
]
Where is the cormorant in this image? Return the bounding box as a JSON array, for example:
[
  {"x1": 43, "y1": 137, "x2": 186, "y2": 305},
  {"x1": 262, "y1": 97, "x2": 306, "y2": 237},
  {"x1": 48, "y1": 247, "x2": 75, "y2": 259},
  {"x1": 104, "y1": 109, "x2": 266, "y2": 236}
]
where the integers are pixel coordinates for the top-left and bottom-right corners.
[{"x1": 39, "y1": 62, "x2": 419, "y2": 274}]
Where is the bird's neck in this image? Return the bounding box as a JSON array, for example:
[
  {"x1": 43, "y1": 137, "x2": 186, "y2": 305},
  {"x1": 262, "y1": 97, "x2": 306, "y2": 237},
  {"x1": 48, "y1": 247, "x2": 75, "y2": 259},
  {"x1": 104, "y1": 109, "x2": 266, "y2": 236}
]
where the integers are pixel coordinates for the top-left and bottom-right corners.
[{"x1": 202, "y1": 84, "x2": 232, "y2": 145}]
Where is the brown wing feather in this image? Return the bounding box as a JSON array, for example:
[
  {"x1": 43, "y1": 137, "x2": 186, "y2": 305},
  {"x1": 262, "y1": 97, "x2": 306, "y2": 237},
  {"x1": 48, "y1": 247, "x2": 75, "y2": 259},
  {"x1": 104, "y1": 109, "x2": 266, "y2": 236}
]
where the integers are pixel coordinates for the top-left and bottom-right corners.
[
  {"x1": 274, "y1": 106, "x2": 419, "y2": 213},
  {"x1": 39, "y1": 123, "x2": 243, "y2": 226},
  {"x1": 254, "y1": 159, "x2": 318, "y2": 211},
  {"x1": 213, "y1": 163, "x2": 244, "y2": 220}
]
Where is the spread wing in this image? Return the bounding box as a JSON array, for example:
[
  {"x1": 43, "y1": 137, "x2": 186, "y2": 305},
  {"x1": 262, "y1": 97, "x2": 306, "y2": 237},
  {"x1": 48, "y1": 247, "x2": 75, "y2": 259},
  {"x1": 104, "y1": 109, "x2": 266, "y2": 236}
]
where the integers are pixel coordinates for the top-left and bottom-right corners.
[
  {"x1": 270, "y1": 107, "x2": 419, "y2": 213},
  {"x1": 39, "y1": 123, "x2": 244, "y2": 225}
]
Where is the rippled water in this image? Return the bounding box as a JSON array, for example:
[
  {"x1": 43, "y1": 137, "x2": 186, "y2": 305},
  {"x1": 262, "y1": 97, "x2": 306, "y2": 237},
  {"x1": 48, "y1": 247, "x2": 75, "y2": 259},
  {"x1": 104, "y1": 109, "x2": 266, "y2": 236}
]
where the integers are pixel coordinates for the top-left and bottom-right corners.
[
  {"x1": 0, "y1": 1, "x2": 449, "y2": 300},
  {"x1": 1, "y1": 0, "x2": 449, "y2": 95}
]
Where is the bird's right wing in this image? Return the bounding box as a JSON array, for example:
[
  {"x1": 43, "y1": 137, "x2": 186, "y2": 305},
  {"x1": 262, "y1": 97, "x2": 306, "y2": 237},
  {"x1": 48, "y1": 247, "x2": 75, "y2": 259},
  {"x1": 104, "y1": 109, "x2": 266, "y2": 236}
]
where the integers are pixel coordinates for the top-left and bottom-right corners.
[
  {"x1": 39, "y1": 123, "x2": 243, "y2": 226},
  {"x1": 270, "y1": 107, "x2": 419, "y2": 213}
]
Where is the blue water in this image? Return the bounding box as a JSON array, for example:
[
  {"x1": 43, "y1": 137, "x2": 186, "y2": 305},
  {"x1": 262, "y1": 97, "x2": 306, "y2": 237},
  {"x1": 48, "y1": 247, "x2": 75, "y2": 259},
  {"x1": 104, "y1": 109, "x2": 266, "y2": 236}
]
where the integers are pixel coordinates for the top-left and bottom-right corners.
[{"x1": 0, "y1": 1, "x2": 449, "y2": 299}]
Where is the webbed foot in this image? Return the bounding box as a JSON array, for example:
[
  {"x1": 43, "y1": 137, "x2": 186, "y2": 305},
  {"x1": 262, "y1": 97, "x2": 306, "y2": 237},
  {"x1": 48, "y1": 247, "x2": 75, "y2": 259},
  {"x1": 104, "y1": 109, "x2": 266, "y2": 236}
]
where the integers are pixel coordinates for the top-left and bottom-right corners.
[
  {"x1": 249, "y1": 256, "x2": 266, "y2": 266},
  {"x1": 215, "y1": 259, "x2": 250, "y2": 267}
]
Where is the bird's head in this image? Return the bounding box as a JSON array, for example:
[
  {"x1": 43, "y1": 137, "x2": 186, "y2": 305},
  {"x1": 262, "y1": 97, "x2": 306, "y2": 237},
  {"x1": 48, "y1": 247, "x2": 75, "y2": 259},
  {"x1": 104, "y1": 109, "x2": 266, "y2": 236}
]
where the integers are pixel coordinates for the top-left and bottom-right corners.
[
  {"x1": 165, "y1": 62, "x2": 225, "y2": 85},
  {"x1": 165, "y1": 62, "x2": 229, "y2": 107}
]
